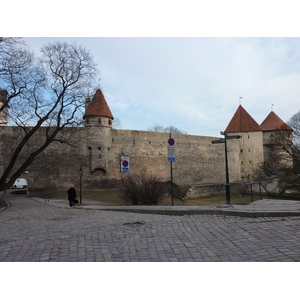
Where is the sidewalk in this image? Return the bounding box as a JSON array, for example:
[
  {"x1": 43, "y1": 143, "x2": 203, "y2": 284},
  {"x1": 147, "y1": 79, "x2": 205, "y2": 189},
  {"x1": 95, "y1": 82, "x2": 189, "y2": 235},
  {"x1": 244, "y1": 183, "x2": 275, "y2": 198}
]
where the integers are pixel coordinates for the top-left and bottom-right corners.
[{"x1": 31, "y1": 197, "x2": 300, "y2": 218}]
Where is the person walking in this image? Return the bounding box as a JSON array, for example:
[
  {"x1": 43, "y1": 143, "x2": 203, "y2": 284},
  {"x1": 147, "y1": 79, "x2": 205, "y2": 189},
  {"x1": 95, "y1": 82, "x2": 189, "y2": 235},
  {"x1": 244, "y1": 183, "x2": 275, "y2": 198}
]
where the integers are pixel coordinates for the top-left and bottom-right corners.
[{"x1": 67, "y1": 186, "x2": 77, "y2": 207}]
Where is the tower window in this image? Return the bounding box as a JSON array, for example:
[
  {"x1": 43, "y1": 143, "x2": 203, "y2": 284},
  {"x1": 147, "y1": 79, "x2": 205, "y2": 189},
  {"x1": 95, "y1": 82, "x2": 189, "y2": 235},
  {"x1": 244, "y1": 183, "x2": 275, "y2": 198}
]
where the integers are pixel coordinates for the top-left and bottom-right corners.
[
  {"x1": 98, "y1": 118, "x2": 101, "y2": 124},
  {"x1": 240, "y1": 149, "x2": 243, "y2": 153},
  {"x1": 109, "y1": 120, "x2": 112, "y2": 125}
]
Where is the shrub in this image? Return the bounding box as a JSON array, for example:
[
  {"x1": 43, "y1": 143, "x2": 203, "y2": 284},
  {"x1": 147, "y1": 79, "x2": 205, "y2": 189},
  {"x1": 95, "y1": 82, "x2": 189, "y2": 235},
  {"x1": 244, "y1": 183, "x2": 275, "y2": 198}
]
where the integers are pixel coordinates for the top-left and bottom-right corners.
[
  {"x1": 119, "y1": 171, "x2": 186, "y2": 205},
  {"x1": 238, "y1": 182, "x2": 249, "y2": 196}
]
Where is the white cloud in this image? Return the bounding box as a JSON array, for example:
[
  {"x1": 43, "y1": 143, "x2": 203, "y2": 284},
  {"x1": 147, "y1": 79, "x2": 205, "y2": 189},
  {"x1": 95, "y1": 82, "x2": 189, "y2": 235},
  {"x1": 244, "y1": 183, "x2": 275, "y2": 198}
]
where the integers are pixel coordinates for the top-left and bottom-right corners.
[{"x1": 24, "y1": 37, "x2": 300, "y2": 136}]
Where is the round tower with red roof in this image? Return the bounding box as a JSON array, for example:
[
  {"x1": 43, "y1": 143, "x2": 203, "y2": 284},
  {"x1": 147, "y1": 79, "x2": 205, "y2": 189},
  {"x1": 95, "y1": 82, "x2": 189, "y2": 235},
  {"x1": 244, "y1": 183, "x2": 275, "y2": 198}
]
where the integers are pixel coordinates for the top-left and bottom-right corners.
[
  {"x1": 83, "y1": 88, "x2": 114, "y2": 174},
  {"x1": 260, "y1": 110, "x2": 293, "y2": 168},
  {"x1": 83, "y1": 87, "x2": 114, "y2": 128}
]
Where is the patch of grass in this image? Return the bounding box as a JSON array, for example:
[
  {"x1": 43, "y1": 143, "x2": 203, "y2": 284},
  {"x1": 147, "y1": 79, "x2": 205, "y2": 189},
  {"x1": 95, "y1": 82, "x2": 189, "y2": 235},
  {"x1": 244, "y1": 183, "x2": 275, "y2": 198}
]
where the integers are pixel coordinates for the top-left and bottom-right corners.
[
  {"x1": 84, "y1": 190, "x2": 124, "y2": 205},
  {"x1": 39, "y1": 189, "x2": 287, "y2": 206},
  {"x1": 41, "y1": 189, "x2": 266, "y2": 206}
]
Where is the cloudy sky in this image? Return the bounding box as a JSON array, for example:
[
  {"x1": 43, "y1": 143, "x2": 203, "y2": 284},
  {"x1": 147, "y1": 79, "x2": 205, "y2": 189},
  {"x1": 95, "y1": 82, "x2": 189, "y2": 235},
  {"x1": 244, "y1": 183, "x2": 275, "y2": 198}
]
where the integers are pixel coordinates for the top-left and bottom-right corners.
[
  {"x1": 3, "y1": 1, "x2": 300, "y2": 138},
  {"x1": 24, "y1": 37, "x2": 300, "y2": 137}
]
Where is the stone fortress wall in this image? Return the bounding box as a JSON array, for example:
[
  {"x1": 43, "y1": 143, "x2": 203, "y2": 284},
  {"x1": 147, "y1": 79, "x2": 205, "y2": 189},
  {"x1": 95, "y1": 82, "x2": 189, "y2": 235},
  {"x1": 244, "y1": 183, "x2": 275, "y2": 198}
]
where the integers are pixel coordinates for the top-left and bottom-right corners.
[
  {"x1": 0, "y1": 88, "x2": 293, "y2": 196},
  {"x1": 3, "y1": 127, "x2": 237, "y2": 194}
]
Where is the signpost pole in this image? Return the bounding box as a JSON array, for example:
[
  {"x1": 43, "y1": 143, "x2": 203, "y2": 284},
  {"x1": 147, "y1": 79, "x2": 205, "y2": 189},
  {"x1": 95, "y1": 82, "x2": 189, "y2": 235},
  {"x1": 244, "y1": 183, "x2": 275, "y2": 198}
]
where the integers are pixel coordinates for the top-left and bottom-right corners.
[
  {"x1": 169, "y1": 133, "x2": 174, "y2": 206},
  {"x1": 170, "y1": 158, "x2": 174, "y2": 206},
  {"x1": 224, "y1": 132, "x2": 231, "y2": 204},
  {"x1": 120, "y1": 156, "x2": 130, "y2": 206},
  {"x1": 168, "y1": 132, "x2": 175, "y2": 206},
  {"x1": 124, "y1": 172, "x2": 126, "y2": 206},
  {"x1": 212, "y1": 132, "x2": 241, "y2": 205}
]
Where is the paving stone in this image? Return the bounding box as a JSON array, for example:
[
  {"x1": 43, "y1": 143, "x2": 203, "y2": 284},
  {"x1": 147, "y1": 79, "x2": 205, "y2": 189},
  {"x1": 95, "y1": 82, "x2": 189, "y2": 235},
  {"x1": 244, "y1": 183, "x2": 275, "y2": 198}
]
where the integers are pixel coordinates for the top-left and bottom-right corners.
[{"x1": 2, "y1": 194, "x2": 300, "y2": 262}]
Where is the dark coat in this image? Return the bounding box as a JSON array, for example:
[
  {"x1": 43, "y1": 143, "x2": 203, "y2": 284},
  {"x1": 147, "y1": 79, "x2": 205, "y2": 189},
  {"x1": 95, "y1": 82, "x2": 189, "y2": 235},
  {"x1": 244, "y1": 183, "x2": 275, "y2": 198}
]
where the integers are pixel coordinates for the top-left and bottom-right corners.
[{"x1": 67, "y1": 187, "x2": 77, "y2": 201}]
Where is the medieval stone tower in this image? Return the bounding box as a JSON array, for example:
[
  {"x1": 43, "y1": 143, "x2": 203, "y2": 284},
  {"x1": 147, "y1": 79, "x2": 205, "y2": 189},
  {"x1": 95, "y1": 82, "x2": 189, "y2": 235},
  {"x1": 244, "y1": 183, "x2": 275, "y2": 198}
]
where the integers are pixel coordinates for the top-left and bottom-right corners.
[
  {"x1": 225, "y1": 105, "x2": 265, "y2": 180},
  {"x1": 260, "y1": 111, "x2": 294, "y2": 168},
  {"x1": 82, "y1": 87, "x2": 114, "y2": 174}
]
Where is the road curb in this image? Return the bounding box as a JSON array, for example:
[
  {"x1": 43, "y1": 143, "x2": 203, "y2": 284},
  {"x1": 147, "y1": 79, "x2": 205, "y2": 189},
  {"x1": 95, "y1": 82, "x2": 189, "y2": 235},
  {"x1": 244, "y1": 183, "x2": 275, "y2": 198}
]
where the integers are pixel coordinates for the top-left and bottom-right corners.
[{"x1": 20, "y1": 197, "x2": 300, "y2": 219}]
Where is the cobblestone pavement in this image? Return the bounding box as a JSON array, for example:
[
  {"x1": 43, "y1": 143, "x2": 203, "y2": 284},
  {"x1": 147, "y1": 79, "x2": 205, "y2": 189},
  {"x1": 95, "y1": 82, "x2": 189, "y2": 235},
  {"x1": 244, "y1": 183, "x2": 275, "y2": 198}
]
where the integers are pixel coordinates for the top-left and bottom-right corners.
[{"x1": 1, "y1": 193, "x2": 300, "y2": 262}]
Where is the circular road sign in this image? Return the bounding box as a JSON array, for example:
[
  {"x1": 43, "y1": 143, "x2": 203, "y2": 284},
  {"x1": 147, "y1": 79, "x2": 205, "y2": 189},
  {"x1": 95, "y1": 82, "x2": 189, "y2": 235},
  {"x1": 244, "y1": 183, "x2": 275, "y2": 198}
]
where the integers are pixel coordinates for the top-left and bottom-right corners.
[
  {"x1": 122, "y1": 160, "x2": 129, "y2": 168},
  {"x1": 168, "y1": 138, "x2": 175, "y2": 146}
]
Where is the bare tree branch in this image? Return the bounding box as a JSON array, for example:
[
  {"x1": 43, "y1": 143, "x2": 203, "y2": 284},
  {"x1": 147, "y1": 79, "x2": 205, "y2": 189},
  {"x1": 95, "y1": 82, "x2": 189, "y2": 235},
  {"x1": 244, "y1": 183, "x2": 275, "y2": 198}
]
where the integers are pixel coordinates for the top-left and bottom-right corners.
[
  {"x1": 146, "y1": 123, "x2": 187, "y2": 134},
  {"x1": 0, "y1": 39, "x2": 99, "y2": 191}
]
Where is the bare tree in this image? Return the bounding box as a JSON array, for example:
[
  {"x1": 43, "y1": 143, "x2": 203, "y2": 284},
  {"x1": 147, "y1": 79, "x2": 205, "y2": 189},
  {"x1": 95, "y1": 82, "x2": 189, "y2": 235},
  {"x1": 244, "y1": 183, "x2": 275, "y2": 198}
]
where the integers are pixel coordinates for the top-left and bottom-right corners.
[
  {"x1": 0, "y1": 39, "x2": 99, "y2": 191},
  {"x1": 0, "y1": 37, "x2": 36, "y2": 120},
  {"x1": 147, "y1": 123, "x2": 187, "y2": 134},
  {"x1": 288, "y1": 109, "x2": 300, "y2": 146},
  {"x1": 112, "y1": 117, "x2": 122, "y2": 129}
]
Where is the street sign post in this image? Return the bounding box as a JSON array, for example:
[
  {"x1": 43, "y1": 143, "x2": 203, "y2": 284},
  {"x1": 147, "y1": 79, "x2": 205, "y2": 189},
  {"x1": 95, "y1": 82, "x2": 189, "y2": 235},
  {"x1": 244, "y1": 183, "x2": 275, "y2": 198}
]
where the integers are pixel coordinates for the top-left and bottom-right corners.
[
  {"x1": 212, "y1": 139, "x2": 225, "y2": 144},
  {"x1": 120, "y1": 156, "x2": 130, "y2": 206},
  {"x1": 120, "y1": 156, "x2": 130, "y2": 172},
  {"x1": 168, "y1": 136, "x2": 175, "y2": 206},
  {"x1": 227, "y1": 135, "x2": 241, "y2": 139},
  {"x1": 168, "y1": 137, "x2": 176, "y2": 162},
  {"x1": 212, "y1": 131, "x2": 241, "y2": 204}
]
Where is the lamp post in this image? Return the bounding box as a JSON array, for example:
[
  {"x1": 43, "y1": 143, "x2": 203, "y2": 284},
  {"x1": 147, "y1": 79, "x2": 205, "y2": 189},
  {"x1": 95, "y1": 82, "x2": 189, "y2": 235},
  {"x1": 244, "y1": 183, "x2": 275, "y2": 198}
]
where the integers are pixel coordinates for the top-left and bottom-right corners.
[{"x1": 78, "y1": 167, "x2": 83, "y2": 204}]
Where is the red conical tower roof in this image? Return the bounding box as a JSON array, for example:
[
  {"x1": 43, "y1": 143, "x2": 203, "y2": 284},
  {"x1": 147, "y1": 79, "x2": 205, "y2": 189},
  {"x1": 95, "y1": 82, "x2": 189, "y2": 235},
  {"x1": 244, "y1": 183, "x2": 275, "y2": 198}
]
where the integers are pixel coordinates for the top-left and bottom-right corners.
[
  {"x1": 225, "y1": 105, "x2": 263, "y2": 133},
  {"x1": 84, "y1": 88, "x2": 114, "y2": 119},
  {"x1": 260, "y1": 111, "x2": 293, "y2": 131}
]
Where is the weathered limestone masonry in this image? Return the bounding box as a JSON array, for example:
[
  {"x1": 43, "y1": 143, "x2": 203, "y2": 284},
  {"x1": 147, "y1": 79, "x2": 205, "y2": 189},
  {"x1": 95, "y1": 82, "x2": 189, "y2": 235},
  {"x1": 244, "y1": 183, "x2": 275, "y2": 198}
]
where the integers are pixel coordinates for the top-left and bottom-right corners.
[{"x1": 0, "y1": 88, "x2": 293, "y2": 196}]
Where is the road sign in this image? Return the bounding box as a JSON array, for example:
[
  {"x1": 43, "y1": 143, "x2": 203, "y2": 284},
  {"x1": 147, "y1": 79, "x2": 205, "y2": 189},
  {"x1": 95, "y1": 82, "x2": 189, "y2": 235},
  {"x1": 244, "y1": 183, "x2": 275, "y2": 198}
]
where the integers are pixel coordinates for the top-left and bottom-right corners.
[
  {"x1": 227, "y1": 135, "x2": 241, "y2": 139},
  {"x1": 168, "y1": 138, "x2": 176, "y2": 162},
  {"x1": 120, "y1": 156, "x2": 130, "y2": 172},
  {"x1": 168, "y1": 138, "x2": 175, "y2": 146},
  {"x1": 168, "y1": 157, "x2": 176, "y2": 162},
  {"x1": 212, "y1": 139, "x2": 225, "y2": 144}
]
